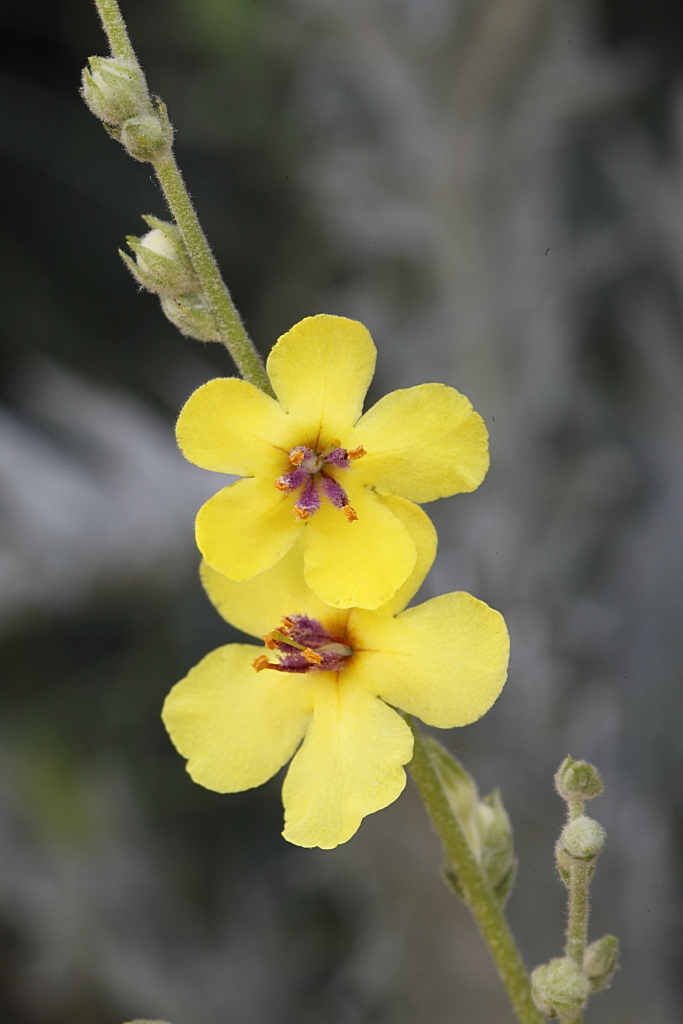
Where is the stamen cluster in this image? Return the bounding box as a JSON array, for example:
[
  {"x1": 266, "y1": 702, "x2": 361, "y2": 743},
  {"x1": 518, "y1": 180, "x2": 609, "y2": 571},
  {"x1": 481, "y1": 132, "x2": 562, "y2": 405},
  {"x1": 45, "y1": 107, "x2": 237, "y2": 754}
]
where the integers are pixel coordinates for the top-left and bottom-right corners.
[
  {"x1": 276, "y1": 443, "x2": 366, "y2": 522},
  {"x1": 253, "y1": 615, "x2": 353, "y2": 674}
]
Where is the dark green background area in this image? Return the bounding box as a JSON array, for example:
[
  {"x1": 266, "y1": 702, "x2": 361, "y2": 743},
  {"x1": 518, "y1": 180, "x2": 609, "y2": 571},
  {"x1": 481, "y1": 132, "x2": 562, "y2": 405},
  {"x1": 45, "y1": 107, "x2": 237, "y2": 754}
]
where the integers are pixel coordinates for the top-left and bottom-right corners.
[{"x1": 1, "y1": 2, "x2": 682, "y2": 1023}]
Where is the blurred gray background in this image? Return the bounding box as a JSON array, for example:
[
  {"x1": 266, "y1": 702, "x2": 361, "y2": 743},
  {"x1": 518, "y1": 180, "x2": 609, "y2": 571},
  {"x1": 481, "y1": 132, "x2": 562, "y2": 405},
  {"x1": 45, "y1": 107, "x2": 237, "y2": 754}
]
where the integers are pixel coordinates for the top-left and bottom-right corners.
[{"x1": 1, "y1": 1, "x2": 682, "y2": 1022}]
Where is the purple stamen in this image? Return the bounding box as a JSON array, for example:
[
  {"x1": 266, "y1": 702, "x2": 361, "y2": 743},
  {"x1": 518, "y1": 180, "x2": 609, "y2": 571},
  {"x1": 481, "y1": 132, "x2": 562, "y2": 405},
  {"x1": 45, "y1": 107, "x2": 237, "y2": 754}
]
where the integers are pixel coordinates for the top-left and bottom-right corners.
[
  {"x1": 276, "y1": 467, "x2": 308, "y2": 492},
  {"x1": 320, "y1": 471, "x2": 351, "y2": 510},
  {"x1": 264, "y1": 615, "x2": 353, "y2": 674},
  {"x1": 293, "y1": 477, "x2": 321, "y2": 519},
  {"x1": 275, "y1": 442, "x2": 364, "y2": 520},
  {"x1": 324, "y1": 447, "x2": 350, "y2": 468}
]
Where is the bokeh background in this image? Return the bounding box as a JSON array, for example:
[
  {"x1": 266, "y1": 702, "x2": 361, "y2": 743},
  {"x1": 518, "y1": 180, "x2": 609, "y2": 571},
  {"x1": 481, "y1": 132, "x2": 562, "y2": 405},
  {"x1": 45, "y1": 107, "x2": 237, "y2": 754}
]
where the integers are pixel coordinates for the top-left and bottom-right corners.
[{"x1": 1, "y1": 1, "x2": 682, "y2": 1022}]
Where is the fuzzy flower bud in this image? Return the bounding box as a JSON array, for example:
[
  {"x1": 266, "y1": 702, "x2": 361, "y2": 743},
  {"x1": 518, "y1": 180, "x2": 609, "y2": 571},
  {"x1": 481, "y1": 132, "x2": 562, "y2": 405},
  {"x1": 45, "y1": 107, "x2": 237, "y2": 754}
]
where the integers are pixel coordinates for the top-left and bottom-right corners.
[
  {"x1": 428, "y1": 738, "x2": 516, "y2": 905},
  {"x1": 583, "y1": 934, "x2": 619, "y2": 992},
  {"x1": 559, "y1": 815, "x2": 606, "y2": 862},
  {"x1": 531, "y1": 957, "x2": 590, "y2": 1019},
  {"x1": 475, "y1": 790, "x2": 516, "y2": 905},
  {"x1": 160, "y1": 293, "x2": 222, "y2": 342},
  {"x1": 118, "y1": 100, "x2": 173, "y2": 162},
  {"x1": 81, "y1": 56, "x2": 148, "y2": 126},
  {"x1": 555, "y1": 756, "x2": 604, "y2": 803},
  {"x1": 121, "y1": 217, "x2": 199, "y2": 296}
]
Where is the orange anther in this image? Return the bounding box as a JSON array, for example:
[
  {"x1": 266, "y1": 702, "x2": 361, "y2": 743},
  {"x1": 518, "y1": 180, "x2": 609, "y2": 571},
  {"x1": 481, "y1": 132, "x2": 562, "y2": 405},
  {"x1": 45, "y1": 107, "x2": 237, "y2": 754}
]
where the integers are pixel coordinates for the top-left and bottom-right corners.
[
  {"x1": 342, "y1": 504, "x2": 358, "y2": 522},
  {"x1": 293, "y1": 505, "x2": 311, "y2": 520},
  {"x1": 253, "y1": 655, "x2": 272, "y2": 672},
  {"x1": 347, "y1": 446, "x2": 366, "y2": 460},
  {"x1": 303, "y1": 648, "x2": 323, "y2": 665},
  {"x1": 290, "y1": 449, "x2": 305, "y2": 466},
  {"x1": 263, "y1": 632, "x2": 278, "y2": 649},
  {"x1": 275, "y1": 479, "x2": 290, "y2": 492}
]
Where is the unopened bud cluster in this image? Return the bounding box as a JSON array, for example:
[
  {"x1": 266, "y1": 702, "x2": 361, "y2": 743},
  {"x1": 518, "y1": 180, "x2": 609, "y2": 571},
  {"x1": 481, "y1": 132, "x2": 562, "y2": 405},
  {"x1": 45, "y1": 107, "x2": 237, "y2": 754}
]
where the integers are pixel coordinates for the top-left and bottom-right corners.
[
  {"x1": 531, "y1": 755, "x2": 617, "y2": 1019},
  {"x1": 122, "y1": 217, "x2": 222, "y2": 342},
  {"x1": 81, "y1": 56, "x2": 173, "y2": 163},
  {"x1": 531, "y1": 935, "x2": 619, "y2": 1019},
  {"x1": 428, "y1": 738, "x2": 516, "y2": 906}
]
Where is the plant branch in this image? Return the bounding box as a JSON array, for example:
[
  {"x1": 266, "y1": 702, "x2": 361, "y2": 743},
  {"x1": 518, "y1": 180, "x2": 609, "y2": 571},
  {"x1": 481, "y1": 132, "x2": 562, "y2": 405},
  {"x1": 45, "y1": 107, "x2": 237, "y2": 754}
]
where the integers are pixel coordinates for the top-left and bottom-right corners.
[{"x1": 408, "y1": 721, "x2": 545, "y2": 1024}]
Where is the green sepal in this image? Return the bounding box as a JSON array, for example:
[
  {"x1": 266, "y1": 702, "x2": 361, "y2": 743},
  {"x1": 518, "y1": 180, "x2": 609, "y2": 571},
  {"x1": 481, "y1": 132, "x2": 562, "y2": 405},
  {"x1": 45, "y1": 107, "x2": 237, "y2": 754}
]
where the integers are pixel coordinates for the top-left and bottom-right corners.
[
  {"x1": 121, "y1": 219, "x2": 199, "y2": 295},
  {"x1": 119, "y1": 98, "x2": 173, "y2": 163},
  {"x1": 81, "y1": 55, "x2": 148, "y2": 125},
  {"x1": 160, "y1": 292, "x2": 222, "y2": 342},
  {"x1": 476, "y1": 789, "x2": 517, "y2": 905},
  {"x1": 583, "y1": 934, "x2": 619, "y2": 993}
]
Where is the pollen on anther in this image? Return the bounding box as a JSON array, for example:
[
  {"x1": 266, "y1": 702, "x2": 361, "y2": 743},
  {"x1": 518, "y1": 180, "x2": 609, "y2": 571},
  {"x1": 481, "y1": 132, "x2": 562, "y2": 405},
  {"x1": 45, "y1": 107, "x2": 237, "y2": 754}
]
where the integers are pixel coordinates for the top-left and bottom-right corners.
[
  {"x1": 303, "y1": 648, "x2": 323, "y2": 665},
  {"x1": 290, "y1": 449, "x2": 305, "y2": 467},
  {"x1": 275, "y1": 479, "x2": 290, "y2": 492},
  {"x1": 347, "y1": 446, "x2": 366, "y2": 460},
  {"x1": 253, "y1": 655, "x2": 272, "y2": 672},
  {"x1": 342, "y1": 504, "x2": 358, "y2": 522},
  {"x1": 293, "y1": 506, "x2": 311, "y2": 520}
]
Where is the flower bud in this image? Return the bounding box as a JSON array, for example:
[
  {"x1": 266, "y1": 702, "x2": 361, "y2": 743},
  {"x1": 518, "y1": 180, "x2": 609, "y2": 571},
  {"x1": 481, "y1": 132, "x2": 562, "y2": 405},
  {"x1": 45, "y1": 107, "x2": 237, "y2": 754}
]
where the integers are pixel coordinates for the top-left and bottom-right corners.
[
  {"x1": 428, "y1": 739, "x2": 517, "y2": 906},
  {"x1": 476, "y1": 790, "x2": 517, "y2": 906},
  {"x1": 81, "y1": 56, "x2": 148, "y2": 125},
  {"x1": 427, "y1": 737, "x2": 480, "y2": 849},
  {"x1": 531, "y1": 957, "x2": 590, "y2": 1019},
  {"x1": 583, "y1": 934, "x2": 619, "y2": 992},
  {"x1": 160, "y1": 293, "x2": 222, "y2": 342},
  {"x1": 121, "y1": 217, "x2": 199, "y2": 295},
  {"x1": 559, "y1": 815, "x2": 606, "y2": 862},
  {"x1": 119, "y1": 100, "x2": 173, "y2": 162},
  {"x1": 555, "y1": 756, "x2": 603, "y2": 803}
]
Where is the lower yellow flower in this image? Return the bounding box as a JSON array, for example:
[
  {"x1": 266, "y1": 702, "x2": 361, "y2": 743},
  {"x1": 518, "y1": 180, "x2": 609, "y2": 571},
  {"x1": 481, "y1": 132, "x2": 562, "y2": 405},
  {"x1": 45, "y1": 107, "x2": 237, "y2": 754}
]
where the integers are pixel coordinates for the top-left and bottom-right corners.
[{"x1": 162, "y1": 497, "x2": 509, "y2": 849}]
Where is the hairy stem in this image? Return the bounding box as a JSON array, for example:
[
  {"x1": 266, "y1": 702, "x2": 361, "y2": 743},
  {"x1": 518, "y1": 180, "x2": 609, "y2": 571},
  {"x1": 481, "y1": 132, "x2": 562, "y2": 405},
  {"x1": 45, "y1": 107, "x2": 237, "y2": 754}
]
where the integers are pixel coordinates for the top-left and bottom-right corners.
[
  {"x1": 91, "y1": 0, "x2": 273, "y2": 393},
  {"x1": 408, "y1": 721, "x2": 545, "y2": 1024},
  {"x1": 154, "y1": 154, "x2": 273, "y2": 393},
  {"x1": 93, "y1": 0, "x2": 136, "y2": 62}
]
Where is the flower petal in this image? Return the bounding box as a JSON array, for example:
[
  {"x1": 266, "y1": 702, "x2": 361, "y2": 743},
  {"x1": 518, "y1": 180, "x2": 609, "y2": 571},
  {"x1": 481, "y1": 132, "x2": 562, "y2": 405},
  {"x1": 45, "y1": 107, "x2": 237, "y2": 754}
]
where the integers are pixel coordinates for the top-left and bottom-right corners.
[
  {"x1": 351, "y1": 383, "x2": 489, "y2": 501},
  {"x1": 196, "y1": 477, "x2": 301, "y2": 580},
  {"x1": 176, "y1": 377, "x2": 295, "y2": 476},
  {"x1": 282, "y1": 676, "x2": 413, "y2": 848},
  {"x1": 374, "y1": 494, "x2": 437, "y2": 617},
  {"x1": 162, "y1": 644, "x2": 314, "y2": 792},
  {"x1": 350, "y1": 592, "x2": 509, "y2": 727},
  {"x1": 266, "y1": 315, "x2": 376, "y2": 438},
  {"x1": 303, "y1": 482, "x2": 417, "y2": 609},
  {"x1": 200, "y1": 538, "x2": 341, "y2": 639}
]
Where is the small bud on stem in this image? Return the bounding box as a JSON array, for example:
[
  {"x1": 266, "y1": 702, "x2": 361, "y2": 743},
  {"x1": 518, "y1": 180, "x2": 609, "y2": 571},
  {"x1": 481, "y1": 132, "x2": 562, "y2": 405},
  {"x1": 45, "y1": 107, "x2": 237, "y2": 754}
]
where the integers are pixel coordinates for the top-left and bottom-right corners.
[
  {"x1": 121, "y1": 217, "x2": 200, "y2": 295},
  {"x1": 81, "y1": 55, "x2": 148, "y2": 125},
  {"x1": 531, "y1": 957, "x2": 590, "y2": 1019}
]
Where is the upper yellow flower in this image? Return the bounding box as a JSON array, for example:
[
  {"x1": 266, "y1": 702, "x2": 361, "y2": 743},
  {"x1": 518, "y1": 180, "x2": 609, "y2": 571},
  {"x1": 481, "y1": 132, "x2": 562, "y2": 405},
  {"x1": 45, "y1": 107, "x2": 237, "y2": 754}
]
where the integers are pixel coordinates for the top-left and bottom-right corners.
[
  {"x1": 176, "y1": 314, "x2": 489, "y2": 609},
  {"x1": 162, "y1": 497, "x2": 509, "y2": 849}
]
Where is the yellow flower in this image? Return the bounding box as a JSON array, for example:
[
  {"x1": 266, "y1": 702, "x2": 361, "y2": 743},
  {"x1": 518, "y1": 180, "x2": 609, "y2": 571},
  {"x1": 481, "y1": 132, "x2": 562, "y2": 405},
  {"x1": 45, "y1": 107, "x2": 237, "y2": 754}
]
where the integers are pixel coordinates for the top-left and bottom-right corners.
[
  {"x1": 162, "y1": 497, "x2": 509, "y2": 849},
  {"x1": 176, "y1": 314, "x2": 489, "y2": 609}
]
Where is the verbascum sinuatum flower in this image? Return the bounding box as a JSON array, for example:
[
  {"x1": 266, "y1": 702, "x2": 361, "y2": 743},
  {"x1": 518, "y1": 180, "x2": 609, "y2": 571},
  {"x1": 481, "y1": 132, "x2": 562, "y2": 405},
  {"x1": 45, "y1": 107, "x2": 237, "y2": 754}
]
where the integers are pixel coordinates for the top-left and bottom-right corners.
[
  {"x1": 162, "y1": 497, "x2": 509, "y2": 849},
  {"x1": 176, "y1": 314, "x2": 489, "y2": 609}
]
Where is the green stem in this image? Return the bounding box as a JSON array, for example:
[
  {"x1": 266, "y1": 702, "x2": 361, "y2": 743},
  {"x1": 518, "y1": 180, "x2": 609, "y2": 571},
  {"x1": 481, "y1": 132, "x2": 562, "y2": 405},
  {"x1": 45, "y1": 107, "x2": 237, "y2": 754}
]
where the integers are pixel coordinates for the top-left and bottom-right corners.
[
  {"x1": 91, "y1": 0, "x2": 273, "y2": 394},
  {"x1": 408, "y1": 721, "x2": 545, "y2": 1024},
  {"x1": 93, "y1": 0, "x2": 136, "y2": 62},
  {"x1": 561, "y1": 859, "x2": 591, "y2": 1024},
  {"x1": 154, "y1": 154, "x2": 273, "y2": 394}
]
